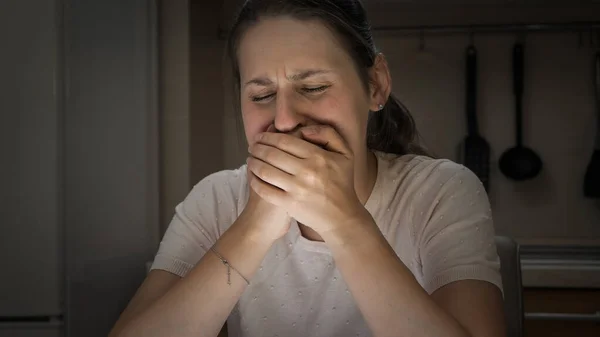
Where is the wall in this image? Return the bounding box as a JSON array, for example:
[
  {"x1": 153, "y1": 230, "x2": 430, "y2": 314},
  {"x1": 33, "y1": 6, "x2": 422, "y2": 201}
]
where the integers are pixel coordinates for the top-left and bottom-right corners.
[
  {"x1": 189, "y1": 0, "x2": 226, "y2": 185},
  {"x1": 374, "y1": 31, "x2": 600, "y2": 244},
  {"x1": 159, "y1": 0, "x2": 191, "y2": 233},
  {"x1": 363, "y1": 0, "x2": 600, "y2": 28},
  {"x1": 158, "y1": 0, "x2": 227, "y2": 234},
  {"x1": 217, "y1": 2, "x2": 600, "y2": 245}
]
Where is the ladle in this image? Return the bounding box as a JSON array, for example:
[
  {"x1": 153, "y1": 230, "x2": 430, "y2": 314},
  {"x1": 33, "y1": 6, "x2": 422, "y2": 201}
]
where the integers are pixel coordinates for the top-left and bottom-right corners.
[{"x1": 499, "y1": 43, "x2": 542, "y2": 181}]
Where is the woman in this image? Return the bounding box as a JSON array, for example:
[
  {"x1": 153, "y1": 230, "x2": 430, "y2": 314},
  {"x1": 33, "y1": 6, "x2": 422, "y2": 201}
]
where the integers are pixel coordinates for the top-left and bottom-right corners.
[{"x1": 109, "y1": 1, "x2": 506, "y2": 336}]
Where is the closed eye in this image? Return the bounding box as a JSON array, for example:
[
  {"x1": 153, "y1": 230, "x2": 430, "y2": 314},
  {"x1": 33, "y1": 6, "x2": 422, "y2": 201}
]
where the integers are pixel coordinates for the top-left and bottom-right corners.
[
  {"x1": 251, "y1": 85, "x2": 330, "y2": 102},
  {"x1": 252, "y1": 93, "x2": 275, "y2": 102},
  {"x1": 302, "y1": 85, "x2": 329, "y2": 93}
]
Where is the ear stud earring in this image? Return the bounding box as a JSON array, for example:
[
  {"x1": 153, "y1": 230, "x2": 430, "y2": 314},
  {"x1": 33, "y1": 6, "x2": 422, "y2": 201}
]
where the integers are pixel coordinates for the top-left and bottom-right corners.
[{"x1": 378, "y1": 104, "x2": 384, "y2": 111}]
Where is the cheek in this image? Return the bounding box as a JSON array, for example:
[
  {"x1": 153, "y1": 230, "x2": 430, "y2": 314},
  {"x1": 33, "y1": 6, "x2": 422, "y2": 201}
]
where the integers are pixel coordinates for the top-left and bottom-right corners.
[
  {"x1": 316, "y1": 91, "x2": 369, "y2": 139},
  {"x1": 241, "y1": 103, "x2": 272, "y2": 145}
]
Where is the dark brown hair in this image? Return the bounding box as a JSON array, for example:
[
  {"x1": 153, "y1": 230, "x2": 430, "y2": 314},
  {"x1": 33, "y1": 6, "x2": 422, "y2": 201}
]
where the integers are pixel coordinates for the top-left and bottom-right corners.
[{"x1": 227, "y1": 0, "x2": 428, "y2": 156}]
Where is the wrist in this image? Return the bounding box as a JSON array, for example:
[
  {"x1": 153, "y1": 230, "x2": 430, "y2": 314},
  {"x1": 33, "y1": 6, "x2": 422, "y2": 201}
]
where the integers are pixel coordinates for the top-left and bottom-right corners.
[
  {"x1": 235, "y1": 207, "x2": 285, "y2": 247},
  {"x1": 320, "y1": 208, "x2": 381, "y2": 248}
]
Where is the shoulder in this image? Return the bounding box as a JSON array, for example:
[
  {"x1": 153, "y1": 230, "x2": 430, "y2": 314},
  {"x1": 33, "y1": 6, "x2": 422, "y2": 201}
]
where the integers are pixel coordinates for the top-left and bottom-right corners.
[
  {"x1": 375, "y1": 151, "x2": 488, "y2": 237},
  {"x1": 177, "y1": 165, "x2": 249, "y2": 234},
  {"x1": 375, "y1": 153, "x2": 500, "y2": 294},
  {"x1": 379, "y1": 152, "x2": 473, "y2": 186},
  {"x1": 187, "y1": 165, "x2": 248, "y2": 202},
  {"x1": 376, "y1": 152, "x2": 480, "y2": 202},
  {"x1": 387, "y1": 154, "x2": 492, "y2": 245}
]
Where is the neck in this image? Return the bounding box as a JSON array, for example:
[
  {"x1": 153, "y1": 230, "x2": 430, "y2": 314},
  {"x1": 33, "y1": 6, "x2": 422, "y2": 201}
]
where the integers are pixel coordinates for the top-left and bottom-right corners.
[{"x1": 354, "y1": 149, "x2": 378, "y2": 205}]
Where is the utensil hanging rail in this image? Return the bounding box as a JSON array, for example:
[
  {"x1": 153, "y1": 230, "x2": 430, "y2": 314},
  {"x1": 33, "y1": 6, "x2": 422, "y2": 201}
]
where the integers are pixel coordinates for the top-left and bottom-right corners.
[
  {"x1": 370, "y1": 21, "x2": 600, "y2": 36},
  {"x1": 218, "y1": 21, "x2": 599, "y2": 39}
]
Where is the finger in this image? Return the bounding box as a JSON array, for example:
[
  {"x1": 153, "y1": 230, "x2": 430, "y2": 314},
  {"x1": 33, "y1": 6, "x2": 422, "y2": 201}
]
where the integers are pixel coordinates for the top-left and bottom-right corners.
[
  {"x1": 247, "y1": 157, "x2": 294, "y2": 192},
  {"x1": 248, "y1": 143, "x2": 302, "y2": 175},
  {"x1": 246, "y1": 167, "x2": 259, "y2": 189},
  {"x1": 254, "y1": 132, "x2": 316, "y2": 159},
  {"x1": 266, "y1": 123, "x2": 277, "y2": 133},
  {"x1": 300, "y1": 125, "x2": 351, "y2": 156},
  {"x1": 248, "y1": 167, "x2": 288, "y2": 207}
]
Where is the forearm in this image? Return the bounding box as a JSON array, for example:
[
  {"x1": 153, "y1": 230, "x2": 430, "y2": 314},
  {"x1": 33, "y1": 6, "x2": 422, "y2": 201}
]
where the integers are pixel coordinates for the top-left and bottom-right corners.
[
  {"x1": 321, "y1": 214, "x2": 469, "y2": 337},
  {"x1": 119, "y1": 213, "x2": 273, "y2": 337}
]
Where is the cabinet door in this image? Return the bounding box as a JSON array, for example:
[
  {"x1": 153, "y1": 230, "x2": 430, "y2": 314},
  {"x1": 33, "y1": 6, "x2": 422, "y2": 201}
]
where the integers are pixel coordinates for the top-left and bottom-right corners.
[
  {"x1": 0, "y1": 0, "x2": 62, "y2": 316},
  {"x1": 62, "y1": 0, "x2": 159, "y2": 336},
  {"x1": 524, "y1": 288, "x2": 600, "y2": 337}
]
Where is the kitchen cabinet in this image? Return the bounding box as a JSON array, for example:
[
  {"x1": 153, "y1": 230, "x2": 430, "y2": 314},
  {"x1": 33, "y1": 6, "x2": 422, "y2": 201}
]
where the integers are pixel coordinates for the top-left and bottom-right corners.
[
  {"x1": 1, "y1": 0, "x2": 160, "y2": 336},
  {"x1": 520, "y1": 246, "x2": 600, "y2": 336},
  {"x1": 523, "y1": 288, "x2": 600, "y2": 337},
  {"x1": 0, "y1": 0, "x2": 63, "y2": 331}
]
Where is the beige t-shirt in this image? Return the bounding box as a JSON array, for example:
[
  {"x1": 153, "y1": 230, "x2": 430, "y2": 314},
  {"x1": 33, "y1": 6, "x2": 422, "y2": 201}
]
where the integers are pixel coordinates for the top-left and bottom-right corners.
[{"x1": 150, "y1": 152, "x2": 503, "y2": 337}]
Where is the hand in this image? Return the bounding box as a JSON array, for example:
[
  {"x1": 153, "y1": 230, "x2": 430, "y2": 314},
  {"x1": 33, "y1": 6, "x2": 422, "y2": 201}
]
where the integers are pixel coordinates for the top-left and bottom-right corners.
[
  {"x1": 240, "y1": 166, "x2": 292, "y2": 244},
  {"x1": 247, "y1": 125, "x2": 367, "y2": 235}
]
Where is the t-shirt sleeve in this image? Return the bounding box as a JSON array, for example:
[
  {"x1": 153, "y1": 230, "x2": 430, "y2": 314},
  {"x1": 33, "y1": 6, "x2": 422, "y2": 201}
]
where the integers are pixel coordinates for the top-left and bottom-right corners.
[
  {"x1": 415, "y1": 162, "x2": 503, "y2": 295},
  {"x1": 149, "y1": 168, "x2": 246, "y2": 277}
]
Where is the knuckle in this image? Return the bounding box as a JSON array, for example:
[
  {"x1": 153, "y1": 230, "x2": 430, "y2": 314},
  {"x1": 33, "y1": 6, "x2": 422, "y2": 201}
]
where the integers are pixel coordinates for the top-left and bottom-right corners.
[
  {"x1": 314, "y1": 154, "x2": 327, "y2": 167},
  {"x1": 256, "y1": 164, "x2": 267, "y2": 179},
  {"x1": 294, "y1": 187, "x2": 309, "y2": 202},
  {"x1": 280, "y1": 136, "x2": 291, "y2": 147},
  {"x1": 263, "y1": 148, "x2": 276, "y2": 162},
  {"x1": 254, "y1": 144, "x2": 265, "y2": 157},
  {"x1": 301, "y1": 170, "x2": 319, "y2": 186}
]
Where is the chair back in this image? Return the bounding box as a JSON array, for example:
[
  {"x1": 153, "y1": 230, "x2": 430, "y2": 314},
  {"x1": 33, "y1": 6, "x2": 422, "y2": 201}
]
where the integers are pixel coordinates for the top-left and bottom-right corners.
[{"x1": 495, "y1": 236, "x2": 523, "y2": 337}]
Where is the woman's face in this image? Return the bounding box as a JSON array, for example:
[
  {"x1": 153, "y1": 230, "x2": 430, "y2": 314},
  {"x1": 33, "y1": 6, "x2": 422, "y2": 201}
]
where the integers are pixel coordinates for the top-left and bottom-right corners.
[{"x1": 237, "y1": 17, "x2": 385, "y2": 155}]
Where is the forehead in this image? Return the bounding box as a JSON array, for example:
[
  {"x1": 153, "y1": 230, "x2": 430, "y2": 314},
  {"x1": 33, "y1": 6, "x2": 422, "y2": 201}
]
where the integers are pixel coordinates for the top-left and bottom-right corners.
[{"x1": 237, "y1": 17, "x2": 353, "y2": 79}]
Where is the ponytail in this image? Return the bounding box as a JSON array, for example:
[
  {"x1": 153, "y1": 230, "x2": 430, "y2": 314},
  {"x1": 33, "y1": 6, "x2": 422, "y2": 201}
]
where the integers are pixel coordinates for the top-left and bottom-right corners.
[{"x1": 367, "y1": 93, "x2": 430, "y2": 156}]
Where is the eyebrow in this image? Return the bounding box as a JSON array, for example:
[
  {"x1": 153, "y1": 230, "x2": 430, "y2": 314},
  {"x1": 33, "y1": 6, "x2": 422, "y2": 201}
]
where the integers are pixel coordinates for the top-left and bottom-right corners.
[{"x1": 244, "y1": 69, "x2": 332, "y2": 88}]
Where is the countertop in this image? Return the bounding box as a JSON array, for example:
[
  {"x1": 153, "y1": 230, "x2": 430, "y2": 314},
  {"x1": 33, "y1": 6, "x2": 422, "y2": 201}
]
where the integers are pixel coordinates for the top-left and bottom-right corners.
[{"x1": 519, "y1": 244, "x2": 600, "y2": 289}]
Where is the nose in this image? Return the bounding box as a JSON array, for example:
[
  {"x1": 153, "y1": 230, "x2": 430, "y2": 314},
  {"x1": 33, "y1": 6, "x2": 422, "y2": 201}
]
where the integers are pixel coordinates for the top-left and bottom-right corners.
[{"x1": 273, "y1": 92, "x2": 305, "y2": 134}]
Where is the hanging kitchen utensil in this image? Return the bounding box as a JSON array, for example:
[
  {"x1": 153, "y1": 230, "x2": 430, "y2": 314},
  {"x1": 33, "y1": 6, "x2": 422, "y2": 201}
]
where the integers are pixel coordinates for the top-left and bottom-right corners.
[
  {"x1": 499, "y1": 42, "x2": 543, "y2": 181},
  {"x1": 460, "y1": 44, "x2": 490, "y2": 191},
  {"x1": 584, "y1": 52, "x2": 600, "y2": 198}
]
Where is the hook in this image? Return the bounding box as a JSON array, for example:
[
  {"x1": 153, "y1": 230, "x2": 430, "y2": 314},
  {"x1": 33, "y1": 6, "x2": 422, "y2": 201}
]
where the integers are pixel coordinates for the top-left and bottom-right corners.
[
  {"x1": 419, "y1": 29, "x2": 426, "y2": 52},
  {"x1": 469, "y1": 29, "x2": 475, "y2": 46},
  {"x1": 517, "y1": 29, "x2": 527, "y2": 44}
]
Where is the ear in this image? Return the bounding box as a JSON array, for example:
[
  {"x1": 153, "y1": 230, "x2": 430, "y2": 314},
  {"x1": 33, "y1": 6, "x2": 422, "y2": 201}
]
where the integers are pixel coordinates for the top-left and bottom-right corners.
[{"x1": 368, "y1": 53, "x2": 392, "y2": 111}]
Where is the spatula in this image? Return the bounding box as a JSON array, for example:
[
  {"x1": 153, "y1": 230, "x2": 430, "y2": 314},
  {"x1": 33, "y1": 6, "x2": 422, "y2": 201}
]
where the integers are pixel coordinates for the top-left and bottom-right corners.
[
  {"x1": 461, "y1": 44, "x2": 491, "y2": 191},
  {"x1": 584, "y1": 52, "x2": 600, "y2": 198}
]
